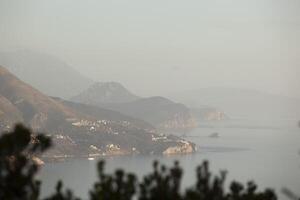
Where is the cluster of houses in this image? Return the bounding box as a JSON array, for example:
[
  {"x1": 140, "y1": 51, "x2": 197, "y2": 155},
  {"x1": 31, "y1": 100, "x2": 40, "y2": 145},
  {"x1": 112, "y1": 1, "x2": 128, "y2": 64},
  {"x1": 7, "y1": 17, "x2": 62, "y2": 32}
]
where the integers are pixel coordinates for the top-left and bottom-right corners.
[{"x1": 71, "y1": 119, "x2": 132, "y2": 135}]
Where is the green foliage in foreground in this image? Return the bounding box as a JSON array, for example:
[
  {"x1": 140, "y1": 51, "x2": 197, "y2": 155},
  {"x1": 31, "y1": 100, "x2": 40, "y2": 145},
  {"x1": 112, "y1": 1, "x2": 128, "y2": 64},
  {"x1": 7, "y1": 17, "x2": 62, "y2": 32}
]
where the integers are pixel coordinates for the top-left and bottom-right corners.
[{"x1": 0, "y1": 124, "x2": 286, "y2": 200}]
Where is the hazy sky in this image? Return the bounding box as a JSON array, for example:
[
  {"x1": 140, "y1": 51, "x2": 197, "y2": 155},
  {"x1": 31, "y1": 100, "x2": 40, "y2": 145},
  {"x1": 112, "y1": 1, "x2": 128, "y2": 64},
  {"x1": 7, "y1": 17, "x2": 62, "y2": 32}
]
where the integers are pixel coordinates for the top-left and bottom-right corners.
[{"x1": 0, "y1": 0, "x2": 299, "y2": 97}]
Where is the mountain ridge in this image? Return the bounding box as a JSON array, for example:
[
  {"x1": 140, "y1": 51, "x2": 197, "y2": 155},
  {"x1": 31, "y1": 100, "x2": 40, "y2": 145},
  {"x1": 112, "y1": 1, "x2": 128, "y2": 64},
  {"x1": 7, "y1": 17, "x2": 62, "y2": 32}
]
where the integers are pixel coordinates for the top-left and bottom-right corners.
[
  {"x1": 71, "y1": 81, "x2": 139, "y2": 104},
  {"x1": 0, "y1": 66, "x2": 195, "y2": 158},
  {"x1": 73, "y1": 83, "x2": 198, "y2": 131}
]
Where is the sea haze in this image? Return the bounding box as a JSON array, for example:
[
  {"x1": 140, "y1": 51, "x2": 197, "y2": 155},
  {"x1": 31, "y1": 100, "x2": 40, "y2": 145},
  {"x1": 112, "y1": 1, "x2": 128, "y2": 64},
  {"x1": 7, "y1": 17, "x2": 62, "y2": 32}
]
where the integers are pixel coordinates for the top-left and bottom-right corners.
[{"x1": 0, "y1": 0, "x2": 299, "y2": 199}]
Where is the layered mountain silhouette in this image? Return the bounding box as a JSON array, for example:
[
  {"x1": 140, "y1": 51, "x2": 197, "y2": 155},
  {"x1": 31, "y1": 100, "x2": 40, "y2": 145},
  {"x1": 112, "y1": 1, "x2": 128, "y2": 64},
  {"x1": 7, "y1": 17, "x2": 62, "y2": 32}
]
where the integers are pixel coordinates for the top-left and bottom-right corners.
[
  {"x1": 0, "y1": 50, "x2": 220, "y2": 131},
  {"x1": 71, "y1": 82, "x2": 139, "y2": 104},
  {"x1": 0, "y1": 50, "x2": 93, "y2": 99},
  {"x1": 170, "y1": 87, "x2": 300, "y2": 120},
  {"x1": 72, "y1": 83, "x2": 197, "y2": 130},
  {"x1": 102, "y1": 97, "x2": 197, "y2": 130},
  {"x1": 53, "y1": 97, "x2": 153, "y2": 130},
  {"x1": 0, "y1": 66, "x2": 195, "y2": 158}
]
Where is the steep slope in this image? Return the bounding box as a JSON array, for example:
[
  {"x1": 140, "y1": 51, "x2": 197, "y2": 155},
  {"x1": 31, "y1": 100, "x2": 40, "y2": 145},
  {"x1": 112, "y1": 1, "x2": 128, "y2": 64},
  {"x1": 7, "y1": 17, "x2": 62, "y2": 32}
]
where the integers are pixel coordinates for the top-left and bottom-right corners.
[
  {"x1": 0, "y1": 66, "x2": 195, "y2": 157},
  {"x1": 103, "y1": 97, "x2": 197, "y2": 131},
  {"x1": 0, "y1": 95, "x2": 23, "y2": 126},
  {"x1": 71, "y1": 82, "x2": 139, "y2": 104},
  {"x1": 72, "y1": 83, "x2": 197, "y2": 130},
  {"x1": 0, "y1": 50, "x2": 93, "y2": 99},
  {"x1": 53, "y1": 97, "x2": 153, "y2": 130},
  {"x1": 0, "y1": 65, "x2": 77, "y2": 130}
]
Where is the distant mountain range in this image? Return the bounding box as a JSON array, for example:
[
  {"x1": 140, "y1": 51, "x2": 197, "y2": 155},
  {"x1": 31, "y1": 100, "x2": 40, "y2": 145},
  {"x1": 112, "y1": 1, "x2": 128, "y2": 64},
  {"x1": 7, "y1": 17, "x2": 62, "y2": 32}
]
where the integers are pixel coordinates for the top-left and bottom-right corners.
[
  {"x1": 71, "y1": 82, "x2": 198, "y2": 130},
  {"x1": 169, "y1": 87, "x2": 300, "y2": 120},
  {"x1": 191, "y1": 106, "x2": 229, "y2": 121},
  {"x1": 103, "y1": 97, "x2": 198, "y2": 131},
  {"x1": 0, "y1": 50, "x2": 225, "y2": 132},
  {"x1": 0, "y1": 66, "x2": 195, "y2": 159},
  {"x1": 0, "y1": 50, "x2": 93, "y2": 99}
]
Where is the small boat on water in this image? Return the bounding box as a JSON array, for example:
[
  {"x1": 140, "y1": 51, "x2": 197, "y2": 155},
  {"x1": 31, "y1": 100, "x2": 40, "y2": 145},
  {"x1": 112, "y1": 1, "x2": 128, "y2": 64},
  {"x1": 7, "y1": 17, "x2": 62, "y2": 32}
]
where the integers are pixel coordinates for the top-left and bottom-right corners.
[{"x1": 88, "y1": 157, "x2": 95, "y2": 161}]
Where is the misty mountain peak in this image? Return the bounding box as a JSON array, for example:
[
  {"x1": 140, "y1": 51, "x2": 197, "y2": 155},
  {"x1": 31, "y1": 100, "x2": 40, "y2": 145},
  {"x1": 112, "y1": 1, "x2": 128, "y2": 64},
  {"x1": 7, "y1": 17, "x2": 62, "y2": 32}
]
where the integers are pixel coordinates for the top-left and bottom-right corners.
[
  {"x1": 71, "y1": 81, "x2": 139, "y2": 105},
  {"x1": 92, "y1": 81, "x2": 127, "y2": 91}
]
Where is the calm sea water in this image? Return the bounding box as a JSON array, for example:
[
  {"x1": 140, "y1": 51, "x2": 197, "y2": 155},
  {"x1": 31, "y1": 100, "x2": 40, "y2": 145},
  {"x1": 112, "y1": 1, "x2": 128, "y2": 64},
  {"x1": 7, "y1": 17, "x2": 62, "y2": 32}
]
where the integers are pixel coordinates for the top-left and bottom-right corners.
[{"x1": 38, "y1": 119, "x2": 300, "y2": 199}]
